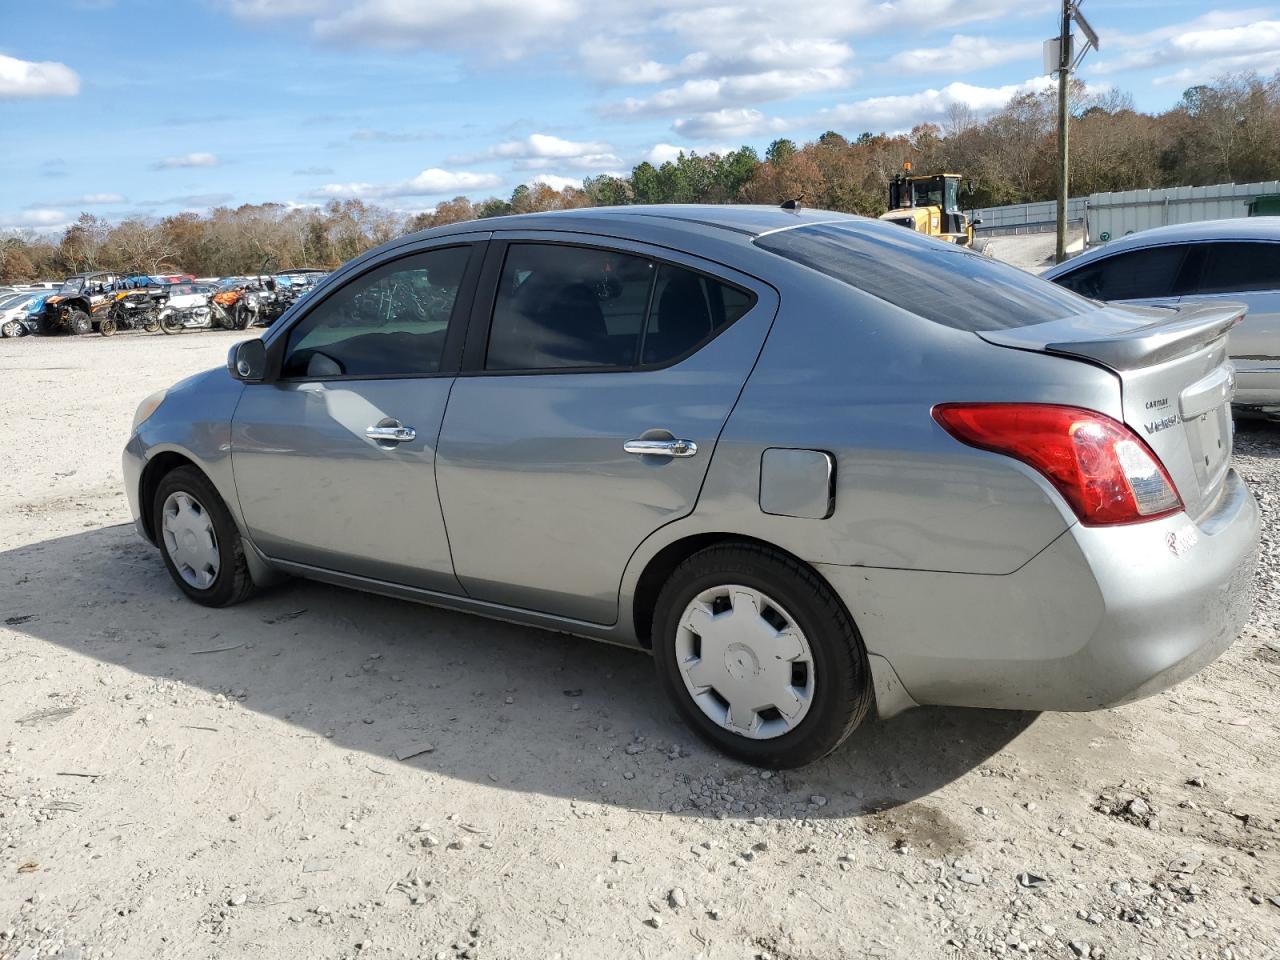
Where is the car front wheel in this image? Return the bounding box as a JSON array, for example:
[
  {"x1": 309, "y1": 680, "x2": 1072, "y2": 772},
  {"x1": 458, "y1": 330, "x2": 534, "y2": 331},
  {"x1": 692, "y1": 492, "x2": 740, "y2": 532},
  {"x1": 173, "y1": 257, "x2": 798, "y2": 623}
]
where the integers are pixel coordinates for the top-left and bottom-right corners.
[
  {"x1": 652, "y1": 543, "x2": 872, "y2": 769},
  {"x1": 152, "y1": 466, "x2": 256, "y2": 607}
]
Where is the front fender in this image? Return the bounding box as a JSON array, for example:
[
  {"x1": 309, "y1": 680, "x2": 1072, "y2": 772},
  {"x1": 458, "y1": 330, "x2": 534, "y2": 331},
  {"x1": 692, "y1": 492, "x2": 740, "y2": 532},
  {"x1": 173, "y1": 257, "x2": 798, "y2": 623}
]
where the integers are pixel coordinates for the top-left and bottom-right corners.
[{"x1": 128, "y1": 368, "x2": 277, "y2": 585}]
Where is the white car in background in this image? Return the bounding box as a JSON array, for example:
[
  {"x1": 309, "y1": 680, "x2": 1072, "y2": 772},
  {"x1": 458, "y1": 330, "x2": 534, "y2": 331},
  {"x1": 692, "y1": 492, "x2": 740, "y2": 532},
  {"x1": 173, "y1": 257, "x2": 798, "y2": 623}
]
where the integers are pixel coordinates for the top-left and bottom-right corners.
[
  {"x1": 1043, "y1": 218, "x2": 1280, "y2": 419},
  {"x1": 0, "y1": 291, "x2": 43, "y2": 337}
]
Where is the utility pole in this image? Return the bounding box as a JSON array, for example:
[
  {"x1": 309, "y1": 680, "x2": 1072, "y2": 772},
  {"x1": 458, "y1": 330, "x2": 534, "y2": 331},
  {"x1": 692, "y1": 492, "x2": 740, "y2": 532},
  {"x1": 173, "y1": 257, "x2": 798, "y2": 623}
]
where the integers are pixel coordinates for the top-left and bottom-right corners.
[{"x1": 1055, "y1": 0, "x2": 1071, "y2": 264}]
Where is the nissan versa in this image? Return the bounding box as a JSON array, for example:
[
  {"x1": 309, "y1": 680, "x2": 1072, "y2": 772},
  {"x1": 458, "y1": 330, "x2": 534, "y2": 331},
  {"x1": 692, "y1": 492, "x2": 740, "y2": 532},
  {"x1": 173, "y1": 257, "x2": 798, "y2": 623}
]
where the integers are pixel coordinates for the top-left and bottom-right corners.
[{"x1": 123, "y1": 205, "x2": 1260, "y2": 768}]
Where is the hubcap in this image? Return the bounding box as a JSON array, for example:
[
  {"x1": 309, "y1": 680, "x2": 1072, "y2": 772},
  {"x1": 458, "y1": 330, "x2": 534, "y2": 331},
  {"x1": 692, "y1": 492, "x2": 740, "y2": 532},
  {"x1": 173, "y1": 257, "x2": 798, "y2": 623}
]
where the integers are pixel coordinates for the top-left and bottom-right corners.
[
  {"x1": 675, "y1": 585, "x2": 815, "y2": 740},
  {"x1": 160, "y1": 491, "x2": 220, "y2": 589}
]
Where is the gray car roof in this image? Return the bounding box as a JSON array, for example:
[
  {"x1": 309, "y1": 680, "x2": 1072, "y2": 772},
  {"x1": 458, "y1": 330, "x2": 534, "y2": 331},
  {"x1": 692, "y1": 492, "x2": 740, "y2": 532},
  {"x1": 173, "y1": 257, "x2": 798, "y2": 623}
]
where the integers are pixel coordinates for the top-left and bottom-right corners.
[
  {"x1": 1044, "y1": 216, "x2": 1280, "y2": 278},
  {"x1": 416, "y1": 204, "x2": 863, "y2": 243}
]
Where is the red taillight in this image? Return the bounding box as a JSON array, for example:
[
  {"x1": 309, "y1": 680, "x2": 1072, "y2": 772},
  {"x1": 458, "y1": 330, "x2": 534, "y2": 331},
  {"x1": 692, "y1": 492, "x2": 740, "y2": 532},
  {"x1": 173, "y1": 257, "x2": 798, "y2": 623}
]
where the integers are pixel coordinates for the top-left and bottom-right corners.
[{"x1": 933, "y1": 403, "x2": 1182, "y2": 526}]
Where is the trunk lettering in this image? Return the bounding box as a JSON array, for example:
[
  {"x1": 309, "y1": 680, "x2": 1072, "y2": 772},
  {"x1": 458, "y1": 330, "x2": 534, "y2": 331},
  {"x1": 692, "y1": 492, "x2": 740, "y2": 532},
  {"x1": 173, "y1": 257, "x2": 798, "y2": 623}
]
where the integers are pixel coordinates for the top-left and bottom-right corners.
[{"x1": 1144, "y1": 415, "x2": 1181, "y2": 435}]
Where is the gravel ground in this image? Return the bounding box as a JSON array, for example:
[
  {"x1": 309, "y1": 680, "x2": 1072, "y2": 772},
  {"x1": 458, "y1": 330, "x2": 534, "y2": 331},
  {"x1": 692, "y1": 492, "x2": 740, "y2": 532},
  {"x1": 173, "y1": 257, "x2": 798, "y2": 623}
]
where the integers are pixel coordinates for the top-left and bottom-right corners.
[{"x1": 1, "y1": 330, "x2": 1278, "y2": 960}]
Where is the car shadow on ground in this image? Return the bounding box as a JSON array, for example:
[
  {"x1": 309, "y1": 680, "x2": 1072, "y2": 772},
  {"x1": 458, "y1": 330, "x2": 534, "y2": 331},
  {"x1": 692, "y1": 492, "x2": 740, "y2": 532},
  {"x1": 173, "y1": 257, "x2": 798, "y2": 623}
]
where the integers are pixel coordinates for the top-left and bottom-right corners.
[
  {"x1": 1235, "y1": 418, "x2": 1280, "y2": 457},
  {"x1": 0, "y1": 524, "x2": 1035, "y2": 820}
]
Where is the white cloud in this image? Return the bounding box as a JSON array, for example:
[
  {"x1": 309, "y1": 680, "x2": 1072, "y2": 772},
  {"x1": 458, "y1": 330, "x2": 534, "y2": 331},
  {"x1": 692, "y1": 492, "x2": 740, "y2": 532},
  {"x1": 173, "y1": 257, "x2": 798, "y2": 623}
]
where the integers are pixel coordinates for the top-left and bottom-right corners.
[
  {"x1": 644, "y1": 143, "x2": 737, "y2": 164},
  {"x1": 350, "y1": 128, "x2": 429, "y2": 143},
  {"x1": 646, "y1": 143, "x2": 694, "y2": 165},
  {"x1": 311, "y1": 0, "x2": 579, "y2": 56},
  {"x1": 582, "y1": 36, "x2": 854, "y2": 86},
  {"x1": 34, "y1": 193, "x2": 126, "y2": 207},
  {"x1": 454, "y1": 133, "x2": 622, "y2": 171},
  {"x1": 15, "y1": 208, "x2": 68, "y2": 226},
  {"x1": 307, "y1": 168, "x2": 503, "y2": 199},
  {"x1": 672, "y1": 108, "x2": 791, "y2": 140},
  {"x1": 811, "y1": 77, "x2": 1055, "y2": 133},
  {"x1": 0, "y1": 54, "x2": 80, "y2": 98},
  {"x1": 530, "y1": 173, "x2": 583, "y2": 191},
  {"x1": 155, "y1": 152, "x2": 221, "y2": 169},
  {"x1": 1090, "y1": 10, "x2": 1280, "y2": 75},
  {"x1": 220, "y1": 0, "x2": 1043, "y2": 148},
  {"x1": 615, "y1": 67, "x2": 853, "y2": 116},
  {"x1": 889, "y1": 35, "x2": 1042, "y2": 75}
]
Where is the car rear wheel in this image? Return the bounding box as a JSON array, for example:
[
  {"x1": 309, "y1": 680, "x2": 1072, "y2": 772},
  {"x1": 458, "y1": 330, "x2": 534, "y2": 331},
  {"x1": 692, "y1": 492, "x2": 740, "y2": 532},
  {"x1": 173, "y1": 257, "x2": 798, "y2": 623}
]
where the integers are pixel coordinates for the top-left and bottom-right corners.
[
  {"x1": 652, "y1": 543, "x2": 872, "y2": 769},
  {"x1": 153, "y1": 466, "x2": 256, "y2": 607},
  {"x1": 66, "y1": 309, "x2": 91, "y2": 335},
  {"x1": 1, "y1": 319, "x2": 24, "y2": 338}
]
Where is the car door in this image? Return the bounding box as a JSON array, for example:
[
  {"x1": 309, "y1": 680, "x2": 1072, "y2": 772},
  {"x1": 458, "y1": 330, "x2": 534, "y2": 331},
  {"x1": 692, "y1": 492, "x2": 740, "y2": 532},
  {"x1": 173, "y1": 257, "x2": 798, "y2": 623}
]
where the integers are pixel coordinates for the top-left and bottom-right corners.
[
  {"x1": 1179, "y1": 240, "x2": 1280, "y2": 361},
  {"x1": 231, "y1": 239, "x2": 485, "y2": 592},
  {"x1": 435, "y1": 233, "x2": 779, "y2": 624}
]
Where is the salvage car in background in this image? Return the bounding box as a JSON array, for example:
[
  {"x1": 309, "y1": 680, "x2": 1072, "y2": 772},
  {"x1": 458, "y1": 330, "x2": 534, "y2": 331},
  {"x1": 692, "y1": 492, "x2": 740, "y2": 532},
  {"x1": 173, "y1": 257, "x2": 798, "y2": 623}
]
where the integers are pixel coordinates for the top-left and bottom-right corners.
[
  {"x1": 123, "y1": 206, "x2": 1258, "y2": 767},
  {"x1": 0, "y1": 291, "x2": 43, "y2": 337},
  {"x1": 1043, "y1": 219, "x2": 1280, "y2": 419}
]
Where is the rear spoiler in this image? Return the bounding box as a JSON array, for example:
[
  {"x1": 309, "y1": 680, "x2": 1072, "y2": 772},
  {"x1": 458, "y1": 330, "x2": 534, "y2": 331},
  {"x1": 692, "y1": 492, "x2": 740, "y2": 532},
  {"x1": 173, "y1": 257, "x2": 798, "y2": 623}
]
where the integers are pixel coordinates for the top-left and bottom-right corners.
[{"x1": 978, "y1": 302, "x2": 1245, "y2": 371}]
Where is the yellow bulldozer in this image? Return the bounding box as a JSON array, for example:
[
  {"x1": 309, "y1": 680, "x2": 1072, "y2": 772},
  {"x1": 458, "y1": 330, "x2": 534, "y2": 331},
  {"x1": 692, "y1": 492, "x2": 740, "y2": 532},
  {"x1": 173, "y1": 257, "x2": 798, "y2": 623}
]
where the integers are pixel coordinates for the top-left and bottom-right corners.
[{"x1": 879, "y1": 162, "x2": 986, "y2": 251}]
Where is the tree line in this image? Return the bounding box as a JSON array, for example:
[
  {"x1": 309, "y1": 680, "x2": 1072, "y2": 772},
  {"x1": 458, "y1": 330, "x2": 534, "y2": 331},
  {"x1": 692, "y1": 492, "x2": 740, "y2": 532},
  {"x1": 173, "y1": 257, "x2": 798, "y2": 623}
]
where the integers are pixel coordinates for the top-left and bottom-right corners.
[{"x1": 3, "y1": 71, "x2": 1278, "y2": 282}]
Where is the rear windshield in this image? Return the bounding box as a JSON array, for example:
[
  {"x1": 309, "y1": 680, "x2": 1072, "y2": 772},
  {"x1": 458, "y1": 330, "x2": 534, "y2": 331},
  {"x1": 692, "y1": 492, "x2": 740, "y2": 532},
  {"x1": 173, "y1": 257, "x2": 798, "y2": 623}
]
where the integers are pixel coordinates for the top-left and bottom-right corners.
[{"x1": 754, "y1": 220, "x2": 1093, "y2": 332}]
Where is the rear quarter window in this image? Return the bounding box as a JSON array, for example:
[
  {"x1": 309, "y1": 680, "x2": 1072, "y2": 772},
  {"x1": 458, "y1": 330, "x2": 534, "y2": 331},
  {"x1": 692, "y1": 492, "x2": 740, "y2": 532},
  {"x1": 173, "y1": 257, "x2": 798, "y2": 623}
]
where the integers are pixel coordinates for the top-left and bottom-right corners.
[{"x1": 754, "y1": 220, "x2": 1091, "y2": 332}]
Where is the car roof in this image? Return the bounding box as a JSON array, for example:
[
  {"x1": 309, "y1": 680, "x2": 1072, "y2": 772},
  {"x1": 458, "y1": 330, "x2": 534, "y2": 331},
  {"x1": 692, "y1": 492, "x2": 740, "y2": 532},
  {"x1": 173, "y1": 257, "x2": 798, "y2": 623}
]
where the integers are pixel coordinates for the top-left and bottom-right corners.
[
  {"x1": 415, "y1": 204, "x2": 864, "y2": 243},
  {"x1": 1044, "y1": 216, "x2": 1280, "y2": 278}
]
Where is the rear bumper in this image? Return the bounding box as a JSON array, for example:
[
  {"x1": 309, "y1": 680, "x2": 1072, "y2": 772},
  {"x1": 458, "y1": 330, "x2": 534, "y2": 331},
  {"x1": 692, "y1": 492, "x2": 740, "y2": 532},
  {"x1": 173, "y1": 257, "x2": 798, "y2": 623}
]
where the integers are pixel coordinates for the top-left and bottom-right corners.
[{"x1": 822, "y1": 468, "x2": 1259, "y2": 712}]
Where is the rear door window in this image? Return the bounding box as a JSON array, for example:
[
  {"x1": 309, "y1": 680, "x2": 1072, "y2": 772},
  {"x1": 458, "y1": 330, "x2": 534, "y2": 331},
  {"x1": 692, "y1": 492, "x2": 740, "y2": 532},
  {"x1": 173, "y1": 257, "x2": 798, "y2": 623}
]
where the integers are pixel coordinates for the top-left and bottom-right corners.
[
  {"x1": 754, "y1": 219, "x2": 1090, "y2": 331},
  {"x1": 1053, "y1": 246, "x2": 1187, "y2": 301},
  {"x1": 485, "y1": 243, "x2": 754, "y2": 371},
  {"x1": 1190, "y1": 241, "x2": 1280, "y2": 294}
]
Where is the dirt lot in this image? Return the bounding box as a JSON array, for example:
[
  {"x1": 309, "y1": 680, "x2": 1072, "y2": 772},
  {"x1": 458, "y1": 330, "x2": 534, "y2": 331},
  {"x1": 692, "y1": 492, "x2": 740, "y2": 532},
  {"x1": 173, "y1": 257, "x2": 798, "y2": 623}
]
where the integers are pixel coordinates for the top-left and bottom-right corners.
[{"x1": 1, "y1": 330, "x2": 1278, "y2": 960}]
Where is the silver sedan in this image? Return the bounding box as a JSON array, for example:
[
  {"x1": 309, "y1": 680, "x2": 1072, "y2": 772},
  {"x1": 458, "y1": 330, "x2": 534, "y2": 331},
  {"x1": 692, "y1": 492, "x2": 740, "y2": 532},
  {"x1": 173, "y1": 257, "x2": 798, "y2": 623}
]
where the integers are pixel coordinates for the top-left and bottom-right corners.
[
  {"x1": 1042, "y1": 217, "x2": 1280, "y2": 418},
  {"x1": 123, "y1": 205, "x2": 1259, "y2": 768}
]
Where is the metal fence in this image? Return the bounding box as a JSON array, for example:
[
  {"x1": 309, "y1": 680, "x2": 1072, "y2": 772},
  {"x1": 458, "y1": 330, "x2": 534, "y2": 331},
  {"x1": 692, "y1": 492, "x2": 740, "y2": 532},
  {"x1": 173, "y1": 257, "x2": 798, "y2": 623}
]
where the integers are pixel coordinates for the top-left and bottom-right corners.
[
  {"x1": 1085, "y1": 181, "x2": 1280, "y2": 241},
  {"x1": 972, "y1": 198, "x2": 1087, "y2": 236},
  {"x1": 973, "y1": 180, "x2": 1280, "y2": 245}
]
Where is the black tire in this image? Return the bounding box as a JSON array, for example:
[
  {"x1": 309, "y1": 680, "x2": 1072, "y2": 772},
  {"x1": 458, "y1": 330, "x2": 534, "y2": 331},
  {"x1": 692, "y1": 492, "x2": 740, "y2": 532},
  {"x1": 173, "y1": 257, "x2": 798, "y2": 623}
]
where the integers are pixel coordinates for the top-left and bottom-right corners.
[
  {"x1": 160, "y1": 311, "x2": 183, "y2": 334},
  {"x1": 652, "y1": 543, "x2": 872, "y2": 769},
  {"x1": 233, "y1": 303, "x2": 251, "y2": 330},
  {"x1": 100, "y1": 317, "x2": 118, "y2": 337},
  {"x1": 142, "y1": 315, "x2": 161, "y2": 334},
  {"x1": 66, "y1": 309, "x2": 92, "y2": 335},
  {"x1": 1, "y1": 319, "x2": 24, "y2": 338},
  {"x1": 152, "y1": 465, "x2": 257, "y2": 607}
]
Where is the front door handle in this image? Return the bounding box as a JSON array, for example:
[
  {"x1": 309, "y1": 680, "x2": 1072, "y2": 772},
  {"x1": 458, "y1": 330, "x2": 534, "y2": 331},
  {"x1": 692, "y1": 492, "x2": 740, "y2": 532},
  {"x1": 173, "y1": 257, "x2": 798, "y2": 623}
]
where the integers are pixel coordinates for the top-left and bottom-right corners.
[
  {"x1": 624, "y1": 438, "x2": 698, "y2": 458},
  {"x1": 366, "y1": 424, "x2": 416, "y2": 444}
]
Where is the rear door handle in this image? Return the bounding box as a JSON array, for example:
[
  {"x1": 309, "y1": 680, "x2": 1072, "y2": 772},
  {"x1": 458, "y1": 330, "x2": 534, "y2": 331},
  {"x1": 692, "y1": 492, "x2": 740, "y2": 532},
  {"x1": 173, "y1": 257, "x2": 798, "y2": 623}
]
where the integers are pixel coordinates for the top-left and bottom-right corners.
[
  {"x1": 366, "y1": 424, "x2": 416, "y2": 444},
  {"x1": 624, "y1": 438, "x2": 698, "y2": 458}
]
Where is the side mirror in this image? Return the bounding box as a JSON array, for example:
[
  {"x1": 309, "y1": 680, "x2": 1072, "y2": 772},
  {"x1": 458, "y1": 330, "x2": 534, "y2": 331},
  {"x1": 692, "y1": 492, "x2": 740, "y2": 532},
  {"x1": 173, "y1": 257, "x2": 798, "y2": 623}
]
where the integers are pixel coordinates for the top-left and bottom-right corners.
[
  {"x1": 972, "y1": 217, "x2": 984, "y2": 226},
  {"x1": 228, "y1": 338, "x2": 268, "y2": 382}
]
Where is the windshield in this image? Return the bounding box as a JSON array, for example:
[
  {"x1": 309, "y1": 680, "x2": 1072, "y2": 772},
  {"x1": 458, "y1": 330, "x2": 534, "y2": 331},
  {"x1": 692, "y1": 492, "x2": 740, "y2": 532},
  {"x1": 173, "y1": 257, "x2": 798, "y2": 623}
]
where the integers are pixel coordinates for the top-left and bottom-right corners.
[
  {"x1": 910, "y1": 180, "x2": 944, "y2": 208},
  {"x1": 62, "y1": 277, "x2": 85, "y2": 294},
  {"x1": 754, "y1": 219, "x2": 1094, "y2": 332}
]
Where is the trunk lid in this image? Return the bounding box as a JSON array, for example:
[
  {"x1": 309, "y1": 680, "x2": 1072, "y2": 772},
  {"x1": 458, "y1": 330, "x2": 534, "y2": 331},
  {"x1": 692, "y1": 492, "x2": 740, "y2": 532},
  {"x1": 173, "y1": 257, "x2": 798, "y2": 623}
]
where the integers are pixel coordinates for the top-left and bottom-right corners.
[{"x1": 978, "y1": 301, "x2": 1245, "y2": 521}]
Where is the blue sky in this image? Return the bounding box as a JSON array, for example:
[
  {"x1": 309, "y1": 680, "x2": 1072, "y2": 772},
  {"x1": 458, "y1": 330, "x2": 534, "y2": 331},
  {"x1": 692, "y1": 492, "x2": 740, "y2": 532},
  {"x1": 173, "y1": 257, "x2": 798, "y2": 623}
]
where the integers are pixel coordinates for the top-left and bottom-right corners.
[{"x1": 2, "y1": 0, "x2": 1278, "y2": 233}]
